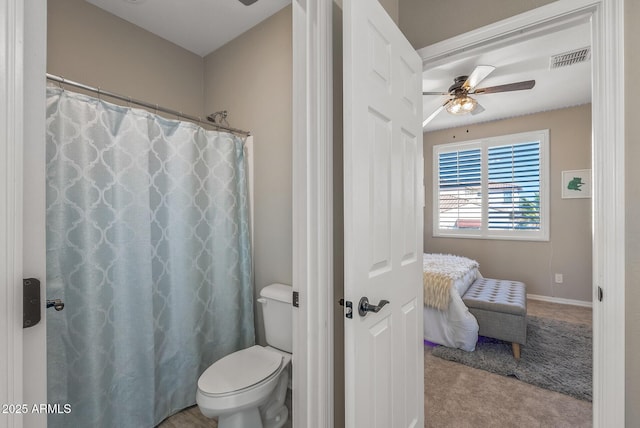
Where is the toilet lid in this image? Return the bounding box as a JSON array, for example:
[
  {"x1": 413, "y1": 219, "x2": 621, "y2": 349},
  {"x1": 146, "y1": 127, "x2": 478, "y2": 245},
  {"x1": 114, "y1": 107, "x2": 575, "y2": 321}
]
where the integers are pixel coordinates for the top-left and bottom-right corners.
[{"x1": 198, "y1": 345, "x2": 283, "y2": 395}]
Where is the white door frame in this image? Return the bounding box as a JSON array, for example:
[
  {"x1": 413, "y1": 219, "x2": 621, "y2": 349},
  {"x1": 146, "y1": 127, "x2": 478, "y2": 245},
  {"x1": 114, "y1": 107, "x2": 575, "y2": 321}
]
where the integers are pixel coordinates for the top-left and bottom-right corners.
[
  {"x1": 292, "y1": 1, "x2": 335, "y2": 427},
  {"x1": 1, "y1": 0, "x2": 25, "y2": 426},
  {"x1": 4, "y1": 1, "x2": 63, "y2": 427},
  {"x1": 21, "y1": 1, "x2": 48, "y2": 427},
  {"x1": 293, "y1": 0, "x2": 625, "y2": 427}
]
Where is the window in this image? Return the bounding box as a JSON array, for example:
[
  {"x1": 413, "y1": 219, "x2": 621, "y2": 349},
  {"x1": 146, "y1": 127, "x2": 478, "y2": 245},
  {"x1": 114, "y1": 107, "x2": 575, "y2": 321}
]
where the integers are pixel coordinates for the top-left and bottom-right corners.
[{"x1": 433, "y1": 130, "x2": 549, "y2": 241}]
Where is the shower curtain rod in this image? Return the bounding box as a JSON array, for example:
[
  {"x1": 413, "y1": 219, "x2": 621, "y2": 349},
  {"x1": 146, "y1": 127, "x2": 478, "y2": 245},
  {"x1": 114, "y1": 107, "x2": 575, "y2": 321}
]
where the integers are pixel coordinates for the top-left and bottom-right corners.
[{"x1": 46, "y1": 73, "x2": 251, "y2": 137}]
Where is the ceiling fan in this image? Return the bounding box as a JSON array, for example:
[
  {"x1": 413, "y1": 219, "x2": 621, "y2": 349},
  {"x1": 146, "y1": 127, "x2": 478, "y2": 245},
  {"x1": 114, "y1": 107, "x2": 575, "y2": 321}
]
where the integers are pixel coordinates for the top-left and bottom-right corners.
[{"x1": 422, "y1": 65, "x2": 535, "y2": 126}]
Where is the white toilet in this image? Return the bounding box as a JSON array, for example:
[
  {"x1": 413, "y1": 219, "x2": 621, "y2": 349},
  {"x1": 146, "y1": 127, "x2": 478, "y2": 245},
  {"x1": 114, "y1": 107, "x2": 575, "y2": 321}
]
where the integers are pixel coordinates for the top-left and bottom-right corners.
[{"x1": 196, "y1": 283, "x2": 292, "y2": 428}]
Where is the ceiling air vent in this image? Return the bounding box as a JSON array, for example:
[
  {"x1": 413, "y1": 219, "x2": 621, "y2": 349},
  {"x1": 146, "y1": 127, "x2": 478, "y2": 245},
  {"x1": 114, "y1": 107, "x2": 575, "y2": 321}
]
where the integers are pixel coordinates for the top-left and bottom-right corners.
[{"x1": 550, "y1": 47, "x2": 591, "y2": 69}]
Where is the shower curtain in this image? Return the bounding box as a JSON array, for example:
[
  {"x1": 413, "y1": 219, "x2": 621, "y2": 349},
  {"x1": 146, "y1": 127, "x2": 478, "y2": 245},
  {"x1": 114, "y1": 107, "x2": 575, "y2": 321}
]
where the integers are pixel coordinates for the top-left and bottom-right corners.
[{"x1": 45, "y1": 87, "x2": 255, "y2": 427}]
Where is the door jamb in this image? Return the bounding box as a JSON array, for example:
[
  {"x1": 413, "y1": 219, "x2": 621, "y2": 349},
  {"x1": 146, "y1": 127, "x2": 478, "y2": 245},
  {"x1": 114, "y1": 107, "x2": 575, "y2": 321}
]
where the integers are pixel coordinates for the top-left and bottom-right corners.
[
  {"x1": 1, "y1": 1, "x2": 25, "y2": 426},
  {"x1": 292, "y1": 1, "x2": 335, "y2": 427},
  {"x1": 21, "y1": 1, "x2": 48, "y2": 426}
]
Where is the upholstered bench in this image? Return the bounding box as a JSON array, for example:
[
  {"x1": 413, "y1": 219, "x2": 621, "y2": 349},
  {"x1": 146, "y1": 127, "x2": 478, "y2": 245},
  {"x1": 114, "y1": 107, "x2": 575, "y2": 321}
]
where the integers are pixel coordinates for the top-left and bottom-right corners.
[{"x1": 462, "y1": 278, "x2": 527, "y2": 359}]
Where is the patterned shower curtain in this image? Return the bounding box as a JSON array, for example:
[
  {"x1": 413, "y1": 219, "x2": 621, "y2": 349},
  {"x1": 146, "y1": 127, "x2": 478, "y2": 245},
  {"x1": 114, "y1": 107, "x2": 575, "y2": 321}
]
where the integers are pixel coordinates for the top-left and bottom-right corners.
[{"x1": 45, "y1": 87, "x2": 255, "y2": 427}]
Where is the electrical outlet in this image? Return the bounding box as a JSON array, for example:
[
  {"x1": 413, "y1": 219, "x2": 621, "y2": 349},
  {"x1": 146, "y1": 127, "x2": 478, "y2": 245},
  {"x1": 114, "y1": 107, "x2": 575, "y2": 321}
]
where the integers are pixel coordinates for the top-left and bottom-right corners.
[{"x1": 554, "y1": 273, "x2": 564, "y2": 284}]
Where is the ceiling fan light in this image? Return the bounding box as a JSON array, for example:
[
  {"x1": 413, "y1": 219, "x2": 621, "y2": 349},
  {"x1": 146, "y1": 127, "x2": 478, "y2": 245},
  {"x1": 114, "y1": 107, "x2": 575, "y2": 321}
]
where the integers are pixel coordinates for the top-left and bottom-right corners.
[
  {"x1": 447, "y1": 102, "x2": 462, "y2": 114},
  {"x1": 447, "y1": 96, "x2": 477, "y2": 115},
  {"x1": 462, "y1": 97, "x2": 477, "y2": 111}
]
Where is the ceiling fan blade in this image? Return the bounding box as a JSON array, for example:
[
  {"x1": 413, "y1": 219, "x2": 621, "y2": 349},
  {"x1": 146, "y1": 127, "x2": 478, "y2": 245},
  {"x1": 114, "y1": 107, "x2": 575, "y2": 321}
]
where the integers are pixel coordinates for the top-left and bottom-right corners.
[
  {"x1": 472, "y1": 80, "x2": 536, "y2": 95},
  {"x1": 471, "y1": 102, "x2": 485, "y2": 116},
  {"x1": 423, "y1": 91, "x2": 450, "y2": 96},
  {"x1": 422, "y1": 102, "x2": 448, "y2": 127},
  {"x1": 462, "y1": 65, "x2": 496, "y2": 91}
]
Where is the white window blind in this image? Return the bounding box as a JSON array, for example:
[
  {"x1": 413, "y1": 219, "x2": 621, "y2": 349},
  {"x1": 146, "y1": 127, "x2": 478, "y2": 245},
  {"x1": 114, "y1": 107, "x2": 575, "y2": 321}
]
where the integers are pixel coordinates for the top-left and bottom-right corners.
[
  {"x1": 437, "y1": 147, "x2": 482, "y2": 230},
  {"x1": 433, "y1": 130, "x2": 549, "y2": 241}
]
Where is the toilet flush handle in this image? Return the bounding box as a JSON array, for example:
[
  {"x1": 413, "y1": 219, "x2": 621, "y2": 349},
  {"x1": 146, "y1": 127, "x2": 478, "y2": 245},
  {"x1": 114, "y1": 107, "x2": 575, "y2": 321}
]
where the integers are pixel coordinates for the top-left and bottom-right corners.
[{"x1": 257, "y1": 297, "x2": 267, "y2": 306}]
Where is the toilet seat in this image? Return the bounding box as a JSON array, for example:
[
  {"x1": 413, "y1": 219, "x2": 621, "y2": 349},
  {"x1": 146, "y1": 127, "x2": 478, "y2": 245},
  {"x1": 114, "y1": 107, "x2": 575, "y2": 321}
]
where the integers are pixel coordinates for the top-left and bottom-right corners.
[{"x1": 198, "y1": 345, "x2": 283, "y2": 397}]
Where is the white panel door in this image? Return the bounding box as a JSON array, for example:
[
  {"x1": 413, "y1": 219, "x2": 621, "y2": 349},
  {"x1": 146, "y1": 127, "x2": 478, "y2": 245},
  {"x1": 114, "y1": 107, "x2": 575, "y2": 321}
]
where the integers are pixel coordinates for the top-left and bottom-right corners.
[{"x1": 343, "y1": 0, "x2": 424, "y2": 427}]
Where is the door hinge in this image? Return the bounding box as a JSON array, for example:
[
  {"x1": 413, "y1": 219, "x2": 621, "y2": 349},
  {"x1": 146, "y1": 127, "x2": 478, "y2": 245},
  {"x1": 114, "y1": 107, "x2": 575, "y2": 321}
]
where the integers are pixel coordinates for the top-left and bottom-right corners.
[
  {"x1": 339, "y1": 298, "x2": 353, "y2": 319},
  {"x1": 597, "y1": 286, "x2": 603, "y2": 302},
  {"x1": 292, "y1": 291, "x2": 299, "y2": 308}
]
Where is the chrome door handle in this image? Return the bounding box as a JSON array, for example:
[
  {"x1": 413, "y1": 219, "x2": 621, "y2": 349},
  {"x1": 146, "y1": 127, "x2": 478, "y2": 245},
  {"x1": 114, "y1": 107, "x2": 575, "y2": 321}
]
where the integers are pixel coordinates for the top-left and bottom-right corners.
[
  {"x1": 46, "y1": 299, "x2": 65, "y2": 311},
  {"x1": 358, "y1": 297, "x2": 389, "y2": 317}
]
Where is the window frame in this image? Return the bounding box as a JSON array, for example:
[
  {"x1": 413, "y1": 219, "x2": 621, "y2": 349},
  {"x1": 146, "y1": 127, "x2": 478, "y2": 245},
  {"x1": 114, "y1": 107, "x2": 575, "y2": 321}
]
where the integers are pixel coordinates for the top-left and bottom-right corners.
[{"x1": 432, "y1": 129, "x2": 550, "y2": 241}]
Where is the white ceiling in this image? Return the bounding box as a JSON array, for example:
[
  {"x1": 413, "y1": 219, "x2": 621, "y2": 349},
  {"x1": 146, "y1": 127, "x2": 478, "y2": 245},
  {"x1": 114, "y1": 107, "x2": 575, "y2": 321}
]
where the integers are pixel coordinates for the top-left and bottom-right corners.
[
  {"x1": 422, "y1": 21, "x2": 592, "y2": 132},
  {"x1": 86, "y1": 0, "x2": 291, "y2": 57}
]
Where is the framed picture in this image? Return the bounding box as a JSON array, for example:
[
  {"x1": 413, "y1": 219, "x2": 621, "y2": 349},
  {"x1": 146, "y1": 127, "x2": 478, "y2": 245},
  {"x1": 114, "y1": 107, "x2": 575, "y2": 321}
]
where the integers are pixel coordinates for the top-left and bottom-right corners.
[{"x1": 561, "y1": 169, "x2": 591, "y2": 199}]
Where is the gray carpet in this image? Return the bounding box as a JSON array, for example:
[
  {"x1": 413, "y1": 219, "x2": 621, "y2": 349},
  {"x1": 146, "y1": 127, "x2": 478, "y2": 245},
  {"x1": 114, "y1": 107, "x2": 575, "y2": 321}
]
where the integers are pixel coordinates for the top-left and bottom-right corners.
[{"x1": 431, "y1": 315, "x2": 592, "y2": 401}]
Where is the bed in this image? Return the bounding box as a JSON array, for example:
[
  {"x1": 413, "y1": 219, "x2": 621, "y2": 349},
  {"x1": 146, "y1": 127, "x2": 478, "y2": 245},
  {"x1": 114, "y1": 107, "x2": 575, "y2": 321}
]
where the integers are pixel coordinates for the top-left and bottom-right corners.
[{"x1": 422, "y1": 253, "x2": 480, "y2": 352}]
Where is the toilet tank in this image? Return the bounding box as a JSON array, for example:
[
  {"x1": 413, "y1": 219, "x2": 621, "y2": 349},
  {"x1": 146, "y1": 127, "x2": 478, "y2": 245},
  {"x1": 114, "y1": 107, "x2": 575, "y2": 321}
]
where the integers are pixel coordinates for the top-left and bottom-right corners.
[{"x1": 259, "y1": 283, "x2": 292, "y2": 353}]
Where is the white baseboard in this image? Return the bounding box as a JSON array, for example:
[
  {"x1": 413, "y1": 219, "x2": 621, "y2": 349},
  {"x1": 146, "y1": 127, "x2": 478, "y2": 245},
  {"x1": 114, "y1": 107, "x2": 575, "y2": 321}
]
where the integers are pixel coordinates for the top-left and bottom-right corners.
[{"x1": 527, "y1": 293, "x2": 593, "y2": 308}]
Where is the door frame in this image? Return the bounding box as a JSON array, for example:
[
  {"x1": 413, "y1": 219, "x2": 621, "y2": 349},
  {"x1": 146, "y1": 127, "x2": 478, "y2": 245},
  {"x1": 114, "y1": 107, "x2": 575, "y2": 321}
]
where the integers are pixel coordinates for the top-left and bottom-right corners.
[
  {"x1": 21, "y1": 1, "x2": 48, "y2": 427},
  {"x1": 1, "y1": 0, "x2": 25, "y2": 426},
  {"x1": 292, "y1": 1, "x2": 335, "y2": 427},
  {"x1": 292, "y1": 0, "x2": 624, "y2": 427}
]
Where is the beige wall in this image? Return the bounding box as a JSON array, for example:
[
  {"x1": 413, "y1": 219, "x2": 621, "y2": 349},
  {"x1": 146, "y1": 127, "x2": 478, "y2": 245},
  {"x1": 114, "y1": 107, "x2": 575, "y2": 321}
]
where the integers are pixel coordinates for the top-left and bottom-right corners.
[
  {"x1": 424, "y1": 105, "x2": 592, "y2": 302},
  {"x1": 47, "y1": 0, "x2": 204, "y2": 118},
  {"x1": 399, "y1": 0, "x2": 556, "y2": 49},
  {"x1": 203, "y1": 6, "x2": 292, "y2": 345},
  {"x1": 625, "y1": 0, "x2": 640, "y2": 423}
]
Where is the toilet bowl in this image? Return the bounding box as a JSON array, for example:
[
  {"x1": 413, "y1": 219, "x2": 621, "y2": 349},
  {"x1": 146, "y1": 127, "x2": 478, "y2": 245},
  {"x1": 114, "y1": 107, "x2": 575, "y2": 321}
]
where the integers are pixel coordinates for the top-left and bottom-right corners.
[
  {"x1": 196, "y1": 283, "x2": 292, "y2": 428},
  {"x1": 196, "y1": 345, "x2": 291, "y2": 428}
]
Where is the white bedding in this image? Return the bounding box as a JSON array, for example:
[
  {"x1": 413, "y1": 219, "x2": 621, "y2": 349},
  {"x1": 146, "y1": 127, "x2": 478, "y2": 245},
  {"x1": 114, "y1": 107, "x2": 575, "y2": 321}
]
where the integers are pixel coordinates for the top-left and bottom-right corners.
[{"x1": 423, "y1": 256, "x2": 480, "y2": 352}]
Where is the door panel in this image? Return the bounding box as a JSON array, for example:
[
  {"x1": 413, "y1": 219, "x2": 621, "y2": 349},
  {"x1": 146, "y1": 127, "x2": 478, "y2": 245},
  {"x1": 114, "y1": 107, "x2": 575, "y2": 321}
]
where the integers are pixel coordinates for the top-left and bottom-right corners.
[
  {"x1": 401, "y1": 298, "x2": 419, "y2": 428},
  {"x1": 368, "y1": 109, "x2": 392, "y2": 275},
  {"x1": 369, "y1": 315, "x2": 392, "y2": 428},
  {"x1": 343, "y1": 0, "x2": 424, "y2": 426},
  {"x1": 401, "y1": 129, "x2": 418, "y2": 264}
]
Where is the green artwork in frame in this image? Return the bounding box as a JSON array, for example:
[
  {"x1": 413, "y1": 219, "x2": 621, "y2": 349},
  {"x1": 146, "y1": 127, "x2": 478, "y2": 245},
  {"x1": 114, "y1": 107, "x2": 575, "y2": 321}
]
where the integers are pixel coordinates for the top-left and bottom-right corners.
[{"x1": 562, "y1": 169, "x2": 591, "y2": 199}]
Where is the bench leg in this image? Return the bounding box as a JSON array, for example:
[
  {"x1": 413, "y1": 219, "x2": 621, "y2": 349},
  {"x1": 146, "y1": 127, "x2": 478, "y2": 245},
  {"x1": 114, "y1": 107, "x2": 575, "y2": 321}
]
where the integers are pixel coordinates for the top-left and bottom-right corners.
[{"x1": 512, "y1": 343, "x2": 521, "y2": 360}]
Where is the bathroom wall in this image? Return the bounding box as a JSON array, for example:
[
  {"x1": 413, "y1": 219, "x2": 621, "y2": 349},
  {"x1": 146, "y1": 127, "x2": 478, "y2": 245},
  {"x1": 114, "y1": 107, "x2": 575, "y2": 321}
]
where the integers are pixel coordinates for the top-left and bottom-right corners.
[
  {"x1": 424, "y1": 105, "x2": 592, "y2": 302},
  {"x1": 47, "y1": 0, "x2": 205, "y2": 118},
  {"x1": 203, "y1": 6, "x2": 293, "y2": 345}
]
